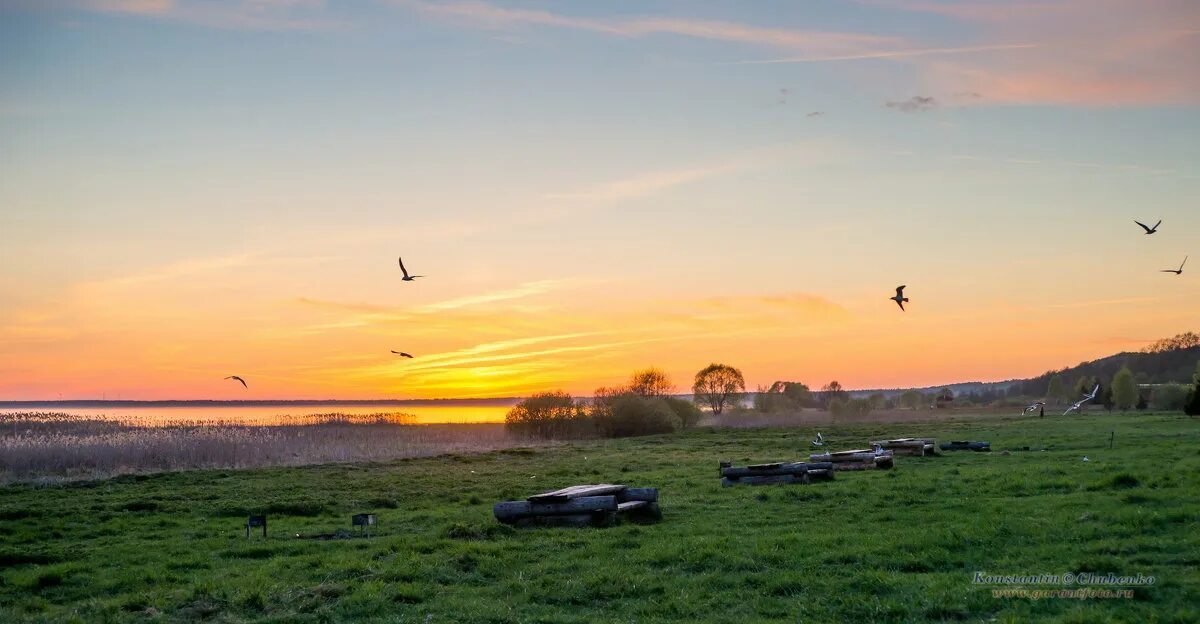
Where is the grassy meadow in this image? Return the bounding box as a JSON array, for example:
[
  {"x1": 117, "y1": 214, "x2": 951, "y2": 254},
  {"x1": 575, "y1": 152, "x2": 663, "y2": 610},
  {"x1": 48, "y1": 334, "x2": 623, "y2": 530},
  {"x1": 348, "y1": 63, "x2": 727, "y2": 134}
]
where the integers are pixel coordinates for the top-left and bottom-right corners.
[{"x1": 1, "y1": 411, "x2": 1198, "y2": 623}]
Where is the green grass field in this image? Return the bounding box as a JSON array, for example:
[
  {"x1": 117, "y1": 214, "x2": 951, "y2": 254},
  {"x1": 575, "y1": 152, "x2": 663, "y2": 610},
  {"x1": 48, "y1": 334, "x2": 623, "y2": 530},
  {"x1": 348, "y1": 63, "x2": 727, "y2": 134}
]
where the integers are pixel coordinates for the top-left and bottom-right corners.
[{"x1": 2, "y1": 412, "x2": 1198, "y2": 623}]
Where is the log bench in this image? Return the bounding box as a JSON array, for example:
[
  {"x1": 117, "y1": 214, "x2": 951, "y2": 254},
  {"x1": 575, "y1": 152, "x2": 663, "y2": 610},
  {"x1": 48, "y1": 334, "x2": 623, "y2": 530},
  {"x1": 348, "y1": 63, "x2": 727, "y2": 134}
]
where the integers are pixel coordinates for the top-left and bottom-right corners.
[
  {"x1": 719, "y1": 460, "x2": 835, "y2": 487},
  {"x1": 870, "y1": 438, "x2": 938, "y2": 457},
  {"x1": 811, "y1": 449, "x2": 895, "y2": 470},
  {"x1": 494, "y1": 484, "x2": 661, "y2": 527}
]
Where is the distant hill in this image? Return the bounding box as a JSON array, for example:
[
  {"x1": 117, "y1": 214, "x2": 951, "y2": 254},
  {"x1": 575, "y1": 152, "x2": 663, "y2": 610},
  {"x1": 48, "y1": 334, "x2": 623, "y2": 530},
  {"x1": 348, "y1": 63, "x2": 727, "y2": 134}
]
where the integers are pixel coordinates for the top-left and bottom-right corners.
[{"x1": 849, "y1": 335, "x2": 1200, "y2": 400}]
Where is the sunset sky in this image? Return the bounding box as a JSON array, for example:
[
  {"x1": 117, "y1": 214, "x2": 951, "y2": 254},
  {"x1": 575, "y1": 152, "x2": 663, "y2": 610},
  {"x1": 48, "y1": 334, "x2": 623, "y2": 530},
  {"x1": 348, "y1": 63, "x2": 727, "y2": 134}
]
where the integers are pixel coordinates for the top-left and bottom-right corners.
[{"x1": 1, "y1": 0, "x2": 1198, "y2": 400}]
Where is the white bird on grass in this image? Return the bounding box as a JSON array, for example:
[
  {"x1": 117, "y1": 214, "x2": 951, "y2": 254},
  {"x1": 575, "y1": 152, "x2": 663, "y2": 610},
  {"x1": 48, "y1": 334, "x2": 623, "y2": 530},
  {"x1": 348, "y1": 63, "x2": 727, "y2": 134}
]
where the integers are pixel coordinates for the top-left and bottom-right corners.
[{"x1": 812, "y1": 432, "x2": 824, "y2": 447}]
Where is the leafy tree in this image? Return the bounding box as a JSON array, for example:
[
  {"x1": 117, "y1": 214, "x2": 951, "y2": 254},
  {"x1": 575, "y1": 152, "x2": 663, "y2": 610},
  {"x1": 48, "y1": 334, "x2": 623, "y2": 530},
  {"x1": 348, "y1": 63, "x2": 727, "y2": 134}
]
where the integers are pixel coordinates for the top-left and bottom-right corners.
[
  {"x1": 828, "y1": 397, "x2": 847, "y2": 419},
  {"x1": 1046, "y1": 374, "x2": 1065, "y2": 406},
  {"x1": 1112, "y1": 367, "x2": 1138, "y2": 411},
  {"x1": 782, "y1": 382, "x2": 813, "y2": 407},
  {"x1": 692, "y1": 363, "x2": 745, "y2": 415},
  {"x1": 821, "y1": 380, "x2": 847, "y2": 406},
  {"x1": 629, "y1": 368, "x2": 674, "y2": 397},
  {"x1": 1185, "y1": 360, "x2": 1200, "y2": 416}
]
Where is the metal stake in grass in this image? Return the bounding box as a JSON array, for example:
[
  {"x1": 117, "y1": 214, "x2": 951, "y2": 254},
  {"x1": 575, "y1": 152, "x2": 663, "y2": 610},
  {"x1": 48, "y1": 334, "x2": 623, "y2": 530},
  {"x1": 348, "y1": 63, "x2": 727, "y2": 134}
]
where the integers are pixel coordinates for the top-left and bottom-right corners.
[{"x1": 246, "y1": 515, "x2": 266, "y2": 538}]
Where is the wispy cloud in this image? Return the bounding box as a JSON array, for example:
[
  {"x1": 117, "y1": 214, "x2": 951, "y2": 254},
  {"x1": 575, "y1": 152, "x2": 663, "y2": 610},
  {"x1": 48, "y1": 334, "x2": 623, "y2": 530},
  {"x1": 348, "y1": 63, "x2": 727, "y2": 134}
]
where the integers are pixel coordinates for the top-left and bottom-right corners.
[
  {"x1": 543, "y1": 163, "x2": 742, "y2": 203},
  {"x1": 395, "y1": 0, "x2": 902, "y2": 56},
  {"x1": 35, "y1": 0, "x2": 339, "y2": 30},
  {"x1": 1048, "y1": 297, "x2": 1158, "y2": 310},
  {"x1": 728, "y1": 42, "x2": 1038, "y2": 65},
  {"x1": 414, "y1": 279, "x2": 572, "y2": 313}
]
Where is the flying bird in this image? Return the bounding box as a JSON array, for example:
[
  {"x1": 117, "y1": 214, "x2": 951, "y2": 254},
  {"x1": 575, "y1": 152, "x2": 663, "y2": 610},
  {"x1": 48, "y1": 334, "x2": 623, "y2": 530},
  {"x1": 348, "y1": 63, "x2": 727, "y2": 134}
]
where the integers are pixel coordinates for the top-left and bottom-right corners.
[
  {"x1": 806, "y1": 111, "x2": 825, "y2": 117},
  {"x1": 811, "y1": 432, "x2": 824, "y2": 447},
  {"x1": 391, "y1": 351, "x2": 414, "y2": 358},
  {"x1": 1063, "y1": 384, "x2": 1099, "y2": 415},
  {"x1": 225, "y1": 375, "x2": 247, "y2": 388},
  {"x1": 398, "y1": 257, "x2": 424, "y2": 281},
  {"x1": 1161, "y1": 255, "x2": 1187, "y2": 275},
  {"x1": 1134, "y1": 219, "x2": 1161, "y2": 234},
  {"x1": 891, "y1": 285, "x2": 909, "y2": 311},
  {"x1": 1022, "y1": 401, "x2": 1045, "y2": 416}
]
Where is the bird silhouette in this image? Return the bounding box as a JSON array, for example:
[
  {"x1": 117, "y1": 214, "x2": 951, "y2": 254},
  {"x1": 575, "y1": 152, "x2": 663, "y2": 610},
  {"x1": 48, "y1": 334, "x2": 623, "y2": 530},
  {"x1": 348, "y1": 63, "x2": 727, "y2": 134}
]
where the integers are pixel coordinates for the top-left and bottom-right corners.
[
  {"x1": 811, "y1": 432, "x2": 824, "y2": 447},
  {"x1": 1161, "y1": 255, "x2": 1187, "y2": 275},
  {"x1": 890, "y1": 285, "x2": 909, "y2": 311},
  {"x1": 225, "y1": 375, "x2": 247, "y2": 388},
  {"x1": 398, "y1": 257, "x2": 424, "y2": 281},
  {"x1": 391, "y1": 351, "x2": 414, "y2": 358},
  {"x1": 1135, "y1": 219, "x2": 1161, "y2": 234}
]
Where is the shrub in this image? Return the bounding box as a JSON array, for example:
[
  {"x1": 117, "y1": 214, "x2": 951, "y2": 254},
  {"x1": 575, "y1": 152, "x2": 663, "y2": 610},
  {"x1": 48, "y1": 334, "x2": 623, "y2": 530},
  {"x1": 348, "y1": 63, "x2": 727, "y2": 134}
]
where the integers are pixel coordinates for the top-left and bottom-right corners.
[
  {"x1": 753, "y1": 386, "x2": 792, "y2": 413},
  {"x1": 593, "y1": 394, "x2": 680, "y2": 438},
  {"x1": 504, "y1": 391, "x2": 591, "y2": 439},
  {"x1": 662, "y1": 396, "x2": 704, "y2": 428},
  {"x1": 828, "y1": 398, "x2": 847, "y2": 418},
  {"x1": 1150, "y1": 384, "x2": 1190, "y2": 412}
]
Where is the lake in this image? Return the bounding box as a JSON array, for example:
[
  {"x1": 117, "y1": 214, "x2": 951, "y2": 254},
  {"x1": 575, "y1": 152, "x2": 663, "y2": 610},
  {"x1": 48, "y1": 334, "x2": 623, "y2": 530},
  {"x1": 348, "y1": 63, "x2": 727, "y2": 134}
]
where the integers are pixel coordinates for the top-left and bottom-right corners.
[{"x1": 0, "y1": 401, "x2": 519, "y2": 426}]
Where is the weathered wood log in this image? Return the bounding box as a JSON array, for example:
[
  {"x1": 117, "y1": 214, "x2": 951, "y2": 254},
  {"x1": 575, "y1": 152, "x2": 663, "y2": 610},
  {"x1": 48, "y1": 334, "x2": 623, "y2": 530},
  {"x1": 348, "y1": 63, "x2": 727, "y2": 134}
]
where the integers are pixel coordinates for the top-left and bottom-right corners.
[
  {"x1": 807, "y1": 468, "x2": 834, "y2": 481},
  {"x1": 723, "y1": 474, "x2": 809, "y2": 486},
  {"x1": 513, "y1": 512, "x2": 614, "y2": 528},
  {"x1": 527, "y1": 484, "x2": 626, "y2": 503},
  {"x1": 616, "y1": 487, "x2": 659, "y2": 503},
  {"x1": 939, "y1": 441, "x2": 990, "y2": 451},
  {"x1": 720, "y1": 461, "x2": 833, "y2": 478},
  {"x1": 812, "y1": 451, "x2": 876, "y2": 462},
  {"x1": 494, "y1": 495, "x2": 618, "y2": 522}
]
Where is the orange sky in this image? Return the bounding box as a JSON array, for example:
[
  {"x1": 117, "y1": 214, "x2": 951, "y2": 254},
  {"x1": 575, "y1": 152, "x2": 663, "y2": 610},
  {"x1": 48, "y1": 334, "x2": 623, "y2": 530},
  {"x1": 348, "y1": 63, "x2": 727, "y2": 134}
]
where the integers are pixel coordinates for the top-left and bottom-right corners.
[{"x1": 2, "y1": 0, "x2": 1198, "y2": 399}]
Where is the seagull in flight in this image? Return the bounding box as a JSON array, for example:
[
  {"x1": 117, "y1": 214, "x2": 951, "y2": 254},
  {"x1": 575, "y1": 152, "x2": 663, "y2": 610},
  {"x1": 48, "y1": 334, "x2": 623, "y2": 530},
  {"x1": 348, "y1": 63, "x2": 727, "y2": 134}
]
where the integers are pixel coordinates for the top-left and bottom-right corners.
[
  {"x1": 1134, "y1": 219, "x2": 1161, "y2": 235},
  {"x1": 1022, "y1": 401, "x2": 1045, "y2": 416},
  {"x1": 225, "y1": 375, "x2": 247, "y2": 388},
  {"x1": 398, "y1": 257, "x2": 424, "y2": 282},
  {"x1": 1161, "y1": 256, "x2": 1187, "y2": 275},
  {"x1": 811, "y1": 432, "x2": 824, "y2": 447},
  {"x1": 890, "y1": 285, "x2": 909, "y2": 311},
  {"x1": 391, "y1": 351, "x2": 414, "y2": 358},
  {"x1": 1063, "y1": 384, "x2": 1099, "y2": 415}
]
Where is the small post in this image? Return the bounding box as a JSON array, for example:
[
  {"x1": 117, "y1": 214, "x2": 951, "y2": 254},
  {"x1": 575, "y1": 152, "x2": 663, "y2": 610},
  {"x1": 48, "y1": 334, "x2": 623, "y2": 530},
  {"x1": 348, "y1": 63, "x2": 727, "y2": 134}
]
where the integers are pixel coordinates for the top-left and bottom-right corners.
[
  {"x1": 1109, "y1": 430, "x2": 1114, "y2": 449},
  {"x1": 352, "y1": 513, "x2": 376, "y2": 537},
  {"x1": 247, "y1": 515, "x2": 267, "y2": 538}
]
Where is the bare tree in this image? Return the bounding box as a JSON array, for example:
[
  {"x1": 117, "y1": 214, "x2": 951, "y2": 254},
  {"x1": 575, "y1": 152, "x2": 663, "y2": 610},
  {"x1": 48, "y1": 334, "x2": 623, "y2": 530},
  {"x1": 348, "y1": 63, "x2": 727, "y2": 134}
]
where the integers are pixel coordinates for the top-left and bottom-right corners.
[
  {"x1": 692, "y1": 363, "x2": 745, "y2": 415},
  {"x1": 629, "y1": 367, "x2": 674, "y2": 397}
]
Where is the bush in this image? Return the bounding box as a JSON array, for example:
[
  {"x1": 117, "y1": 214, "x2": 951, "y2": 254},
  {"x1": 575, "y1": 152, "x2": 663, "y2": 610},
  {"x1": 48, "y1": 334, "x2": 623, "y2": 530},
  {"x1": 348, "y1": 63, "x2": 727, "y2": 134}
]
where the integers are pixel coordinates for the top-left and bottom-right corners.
[
  {"x1": 593, "y1": 394, "x2": 680, "y2": 438},
  {"x1": 1150, "y1": 384, "x2": 1190, "y2": 412},
  {"x1": 1185, "y1": 379, "x2": 1200, "y2": 416},
  {"x1": 505, "y1": 391, "x2": 591, "y2": 439},
  {"x1": 753, "y1": 387, "x2": 792, "y2": 413},
  {"x1": 662, "y1": 396, "x2": 704, "y2": 428}
]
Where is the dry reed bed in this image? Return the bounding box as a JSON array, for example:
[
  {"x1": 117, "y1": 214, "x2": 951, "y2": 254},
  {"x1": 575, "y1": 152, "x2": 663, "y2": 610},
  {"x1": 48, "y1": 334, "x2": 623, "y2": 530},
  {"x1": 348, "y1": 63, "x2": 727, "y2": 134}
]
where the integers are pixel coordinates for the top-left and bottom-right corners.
[{"x1": 0, "y1": 412, "x2": 541, "y2": 483}]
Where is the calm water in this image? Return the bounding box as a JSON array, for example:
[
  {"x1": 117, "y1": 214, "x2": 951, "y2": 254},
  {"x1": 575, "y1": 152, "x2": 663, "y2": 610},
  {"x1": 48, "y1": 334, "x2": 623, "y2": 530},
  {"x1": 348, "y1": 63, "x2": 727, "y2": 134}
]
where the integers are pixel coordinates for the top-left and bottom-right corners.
[{"x1": 0, "y1": 402, "x2": 517, "y2": 426}]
